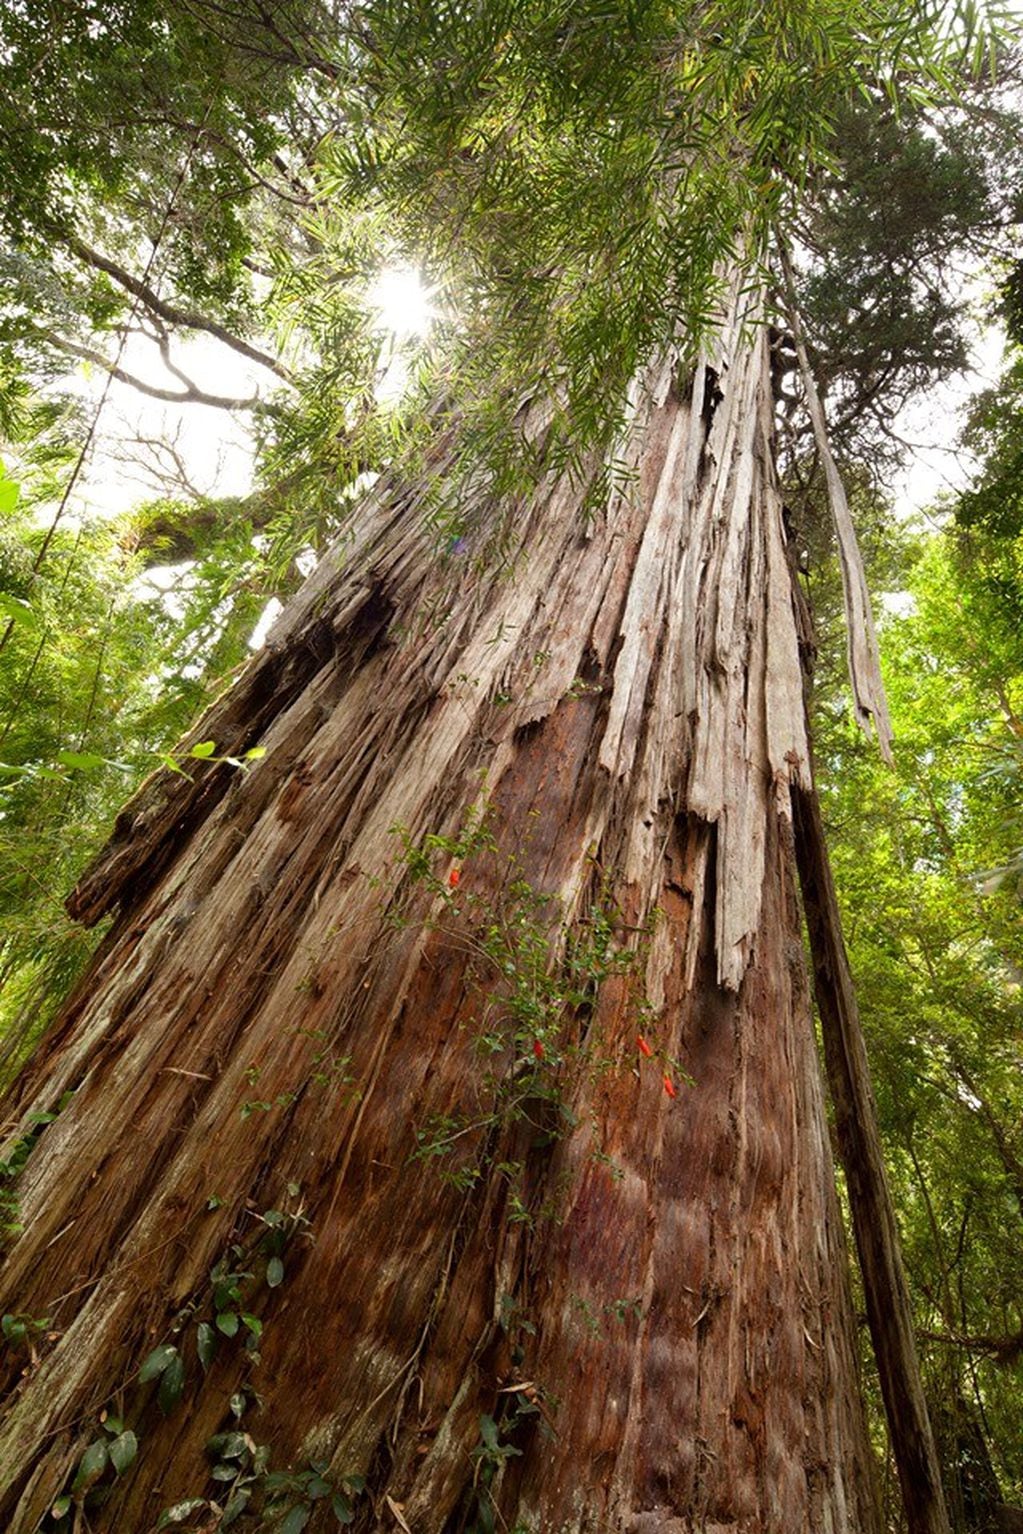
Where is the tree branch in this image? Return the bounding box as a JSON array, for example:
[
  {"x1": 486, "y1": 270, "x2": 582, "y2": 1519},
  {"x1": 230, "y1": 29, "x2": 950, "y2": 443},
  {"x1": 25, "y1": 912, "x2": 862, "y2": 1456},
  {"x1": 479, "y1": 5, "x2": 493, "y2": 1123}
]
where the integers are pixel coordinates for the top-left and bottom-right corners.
[
  {"x1": 917, "y1": 1327, "x2": 1023, "y2": 1367},
  {"x1": 65, "y1": 236, "x2": 293, "y2": 382},
  {"x1": 47, "y1": 334, "x2": 263, "y2": 411}
]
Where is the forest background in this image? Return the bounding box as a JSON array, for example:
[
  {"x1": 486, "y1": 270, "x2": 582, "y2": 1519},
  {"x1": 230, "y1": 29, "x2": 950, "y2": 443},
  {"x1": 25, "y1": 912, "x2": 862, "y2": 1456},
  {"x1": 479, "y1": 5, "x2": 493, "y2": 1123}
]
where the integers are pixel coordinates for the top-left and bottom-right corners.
[{"x1": 0, "y1": 2, "x2": 1022, "y2": 1529}]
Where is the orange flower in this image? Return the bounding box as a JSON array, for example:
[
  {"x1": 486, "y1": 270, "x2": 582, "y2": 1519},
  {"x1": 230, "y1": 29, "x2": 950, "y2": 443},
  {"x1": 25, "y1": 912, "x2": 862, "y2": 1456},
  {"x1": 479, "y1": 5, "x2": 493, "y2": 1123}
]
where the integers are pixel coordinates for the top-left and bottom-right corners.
[
  {"x1": 533, "y1": 1039, "x2": 545, "y2": 1060},
  {"x1": 637, "y1": 1036, "x2": 653, "y2": 1058},
  {"x1": 448, "y1": 868, "x2": 460, "y2": 888},
  {"x1": 663, "y1": 1074, "x2": 677, "y2": 1099}
]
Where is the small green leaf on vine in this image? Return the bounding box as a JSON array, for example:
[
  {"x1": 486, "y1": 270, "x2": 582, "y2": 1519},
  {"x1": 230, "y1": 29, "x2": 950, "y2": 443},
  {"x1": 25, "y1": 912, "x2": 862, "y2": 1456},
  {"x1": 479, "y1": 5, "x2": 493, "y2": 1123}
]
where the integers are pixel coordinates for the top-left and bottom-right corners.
[
  {"x1": 333, "y1": 1493, "x2": 355, "y2": 1525},
  {"x1": 157, "y1": 1498, "x2": 208, "y2": 1527},
  {"x1": 72, "y1": 1439, "x2": 108, "y2": 1497},
  {"x1": 138, "y1": 1343, "x2": 179, "y2": 1383},
  {"x1": 158, "y1": 1351, "x2": 186, "y2": 1414},
  {"x1": 281, "y1": 1507, "x2": 311, "y2": 1534},
  {"x1": 196, "y1": 1321, "x2": 216, "y2": 1369},
  {"x1": 109, "y1": 1430, "x2": 138, "y2": 1475},
  {"x1": 222, "y1": 1488, "x2": 252, "y2": 1525}
]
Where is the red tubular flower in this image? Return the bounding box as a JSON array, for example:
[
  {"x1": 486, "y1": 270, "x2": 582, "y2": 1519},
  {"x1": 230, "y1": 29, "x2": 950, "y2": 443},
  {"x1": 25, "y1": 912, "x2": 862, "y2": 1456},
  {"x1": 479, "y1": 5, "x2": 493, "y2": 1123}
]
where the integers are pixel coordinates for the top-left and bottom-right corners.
[
  {"x1": 637, "y1": 1036, "x2": 653, "y2": 1058},
  {"x1": 663, "y1": 1074, "x2": 677, "y2": 1099},
  {"x1": 448, "y1": 868, "x2": 460, "y2": 888},
  {"x1": 532, "y1": 1039, "x2": 545, "y2": 1060}
]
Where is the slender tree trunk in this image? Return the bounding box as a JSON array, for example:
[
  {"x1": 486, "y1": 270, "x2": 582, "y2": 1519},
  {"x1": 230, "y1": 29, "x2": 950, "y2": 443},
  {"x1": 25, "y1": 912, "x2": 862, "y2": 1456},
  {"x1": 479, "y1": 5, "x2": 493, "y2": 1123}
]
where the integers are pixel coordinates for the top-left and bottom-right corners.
[
  {"x1": 0, "y1": 292, "x2": 881, "y2": 1532},
  {"x1": 793, "y1": 784, "x2": 952, "y2": 1534}
]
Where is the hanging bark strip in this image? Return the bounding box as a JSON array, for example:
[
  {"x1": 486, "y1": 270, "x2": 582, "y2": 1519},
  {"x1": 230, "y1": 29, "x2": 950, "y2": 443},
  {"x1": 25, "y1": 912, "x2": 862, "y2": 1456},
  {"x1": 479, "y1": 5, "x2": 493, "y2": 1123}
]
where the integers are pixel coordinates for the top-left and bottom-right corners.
[
  {"x1": 778, "y1": 239, "x2": 894, "y2": 763},
  {"x1": 0, "y1": 287, "x2": 881, "y2": 1532},
  {"x1": 792, "y1": 783, "x2": 951, "y2": 1534}
]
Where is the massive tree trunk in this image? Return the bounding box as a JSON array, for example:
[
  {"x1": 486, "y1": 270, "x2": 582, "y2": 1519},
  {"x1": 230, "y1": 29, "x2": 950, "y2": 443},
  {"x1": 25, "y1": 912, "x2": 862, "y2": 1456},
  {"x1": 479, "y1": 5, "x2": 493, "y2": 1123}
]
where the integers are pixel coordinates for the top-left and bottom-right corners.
[{"x1": 0, "y1": 290, "x2": 881, "y2": 1532}]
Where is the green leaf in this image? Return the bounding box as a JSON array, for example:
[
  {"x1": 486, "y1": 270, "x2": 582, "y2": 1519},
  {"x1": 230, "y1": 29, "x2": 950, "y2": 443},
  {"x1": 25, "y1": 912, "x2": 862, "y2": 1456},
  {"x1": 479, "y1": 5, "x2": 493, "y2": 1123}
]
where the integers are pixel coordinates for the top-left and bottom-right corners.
[
  {"x1": 101, "y1": 1416, "x2": 124, "y2": 1436},
  {"x1": 210, "y1": 1431, "x2": 249, "y2": 1460},
  {"x1": 51, "y1": 1494, "x2": 72, "y2": 1518},
  {"x1": 213, "y1": 1276, "x2": 242, "y2": 1310},
  {"x1": 221, "y1": 1488, "x2": 251, "y2": 1527},
  {"x1": 72, "y1": 1439, "x2": 109, "y2": 1495},
  {"x1": 161, "y1": 754, "x2": 193, "y2": 778},
  {"x1": 157, "y1": 1498, "x2": 208, "y2": 1527},
  {"x1": 266, "y1": 1256, "x2": 284, "y2": 1287},
  {"x1": 54, "y1": 750, "x2": 106, "y2": 772},
  {"x1": 189, "y1": 740, "x2": 217, "y2": 759},
  {"x1": 216, "y1": 1310, "x2": 240, "y2": 1337},
  {"x1": 158, "y1": 1351, "x2": 186, "y2": 1414},
  {"x1": 196, "y1": 1321, "x2": 216, "y2": 1370},
  {"x1": 244, "y1": 746, "x2": 267, "y2": 760},
  {"x1": 109, "y1": 1430, "x2": 138, "y2": 1475},
  {"x1": 0, "y1": 593, "x2": 38, "y2": 629},
  {"x1": 332, "y1": 1493, "x2": 354, "y2": 1525},
  {"x1": 0, "y1": 478, "x2": 20, "y2": 513},
  {"x1": 240, "y1": 1312, "x2": 262, "y2": 1338},
  {"x1": 281, "y1": 1506, "x2": 311, "y2": 1534},
  {"x1": 138, "y1": 1344, "x2": 178, "y2": 1383}
]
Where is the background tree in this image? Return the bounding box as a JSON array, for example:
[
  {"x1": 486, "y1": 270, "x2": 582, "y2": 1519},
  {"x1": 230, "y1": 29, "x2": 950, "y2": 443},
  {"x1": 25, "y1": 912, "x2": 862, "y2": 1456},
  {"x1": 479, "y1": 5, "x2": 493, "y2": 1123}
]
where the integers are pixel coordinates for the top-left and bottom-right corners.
[{"x1": 807, "y1": 389, "x2": 1023, "y2": 1530}]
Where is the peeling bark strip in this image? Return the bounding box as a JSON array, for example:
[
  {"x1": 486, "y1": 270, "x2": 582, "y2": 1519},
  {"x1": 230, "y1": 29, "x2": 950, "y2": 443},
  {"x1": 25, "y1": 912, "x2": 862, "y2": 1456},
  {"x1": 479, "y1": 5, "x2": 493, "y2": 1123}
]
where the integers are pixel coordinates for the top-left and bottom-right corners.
[
  {"x1": 778, "y1": 240, "x2": 893, "y2": 763},
  {"x1": 0, "y1": 290, "x2": 880, "y2": 1532},
  {"x1": 793, "y1": 784, "x2": 951, "y2": 1534}
]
